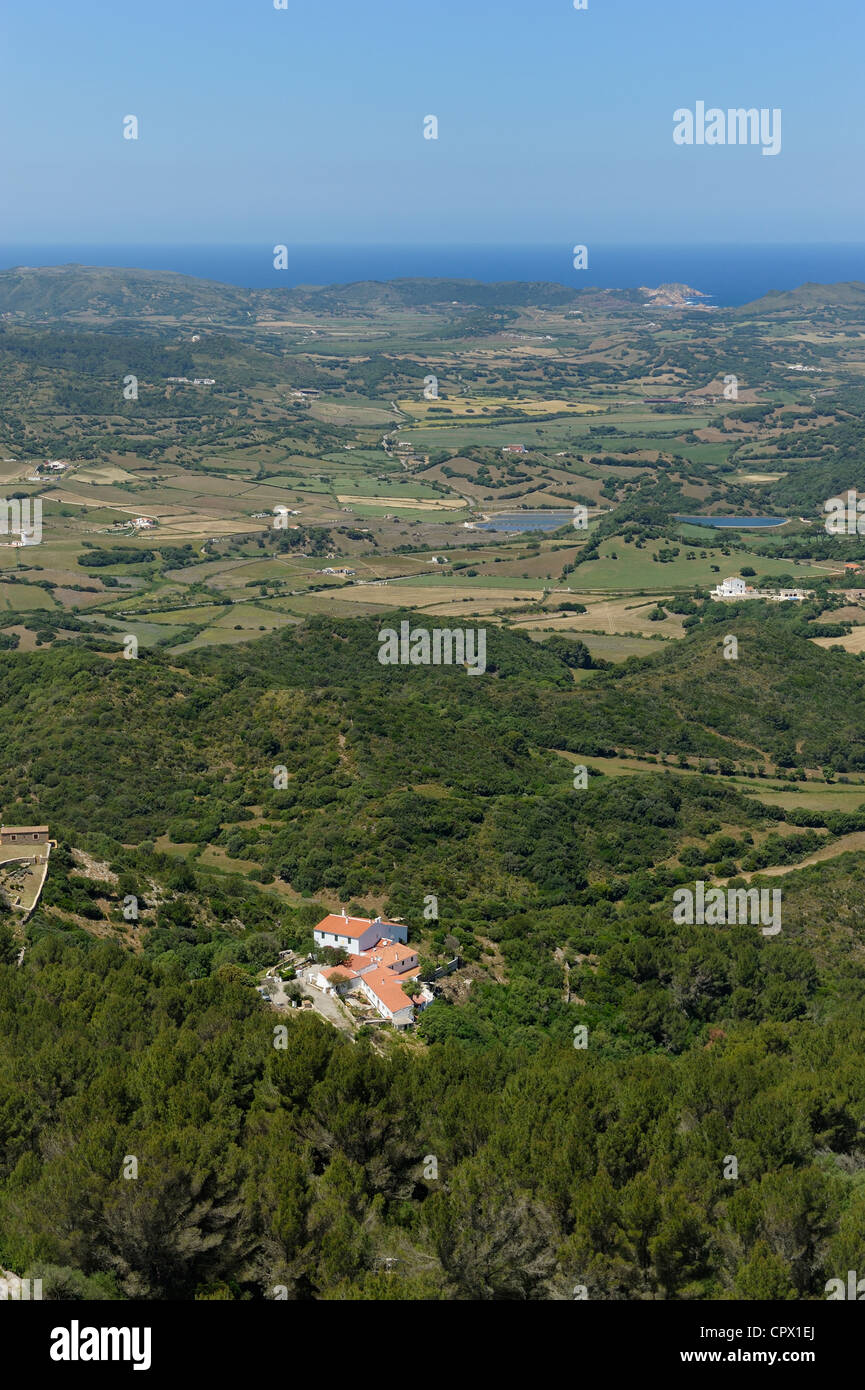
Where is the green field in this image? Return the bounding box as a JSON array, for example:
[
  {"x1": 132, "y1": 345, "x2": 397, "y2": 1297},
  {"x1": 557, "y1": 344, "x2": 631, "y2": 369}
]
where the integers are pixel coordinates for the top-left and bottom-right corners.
[{"x1": 577, "y1": 539, "x2": 831, "y2": 591}]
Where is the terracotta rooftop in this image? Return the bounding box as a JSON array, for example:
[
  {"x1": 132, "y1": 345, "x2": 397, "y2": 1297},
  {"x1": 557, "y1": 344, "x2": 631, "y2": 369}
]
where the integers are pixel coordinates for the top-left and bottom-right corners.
[
  {"x1": 314, "y1": 913, "x2": 401, "y2": 940},
  {"x1": 362, "y1": 965, "x2": 421, "y2": 1014}
]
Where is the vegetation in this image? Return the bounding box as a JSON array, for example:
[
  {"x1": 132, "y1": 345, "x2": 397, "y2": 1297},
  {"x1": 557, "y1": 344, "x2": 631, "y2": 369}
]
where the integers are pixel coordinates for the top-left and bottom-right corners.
[{"x1": 2, "y1": 267, "x2": 865, "y2": 1300}]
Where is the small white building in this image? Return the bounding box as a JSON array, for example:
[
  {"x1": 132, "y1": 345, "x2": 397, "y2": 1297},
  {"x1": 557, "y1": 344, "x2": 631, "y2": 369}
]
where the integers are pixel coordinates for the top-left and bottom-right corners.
[
  {"x1": 717, "y1": 576, "x2": 747, "y2": 596},
  {"x1": 711, "y1": 575, "x2": 812, "y2": 603}
]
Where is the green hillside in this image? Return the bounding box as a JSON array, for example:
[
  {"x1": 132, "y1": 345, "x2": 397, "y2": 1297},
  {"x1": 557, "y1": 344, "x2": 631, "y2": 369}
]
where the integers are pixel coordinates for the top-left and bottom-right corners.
[
  {"x1": 542, "y1": 608, "x2": 865, "y2": 771},
  {"x1": 3, "y1": 617, "x2": 865, "y2": 1301}
]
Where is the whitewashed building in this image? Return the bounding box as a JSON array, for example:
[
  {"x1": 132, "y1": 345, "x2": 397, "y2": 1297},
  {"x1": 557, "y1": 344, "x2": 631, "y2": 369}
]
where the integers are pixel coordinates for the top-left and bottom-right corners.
[
  {"x1": 716, "y1": 576, "x2": 747, "y2": 597},
  {"x1": 313, "y1": 916, "x2": 425, "y2": 1027},
  {"x1": 313, "y1": 912, "x2": 408, "y2": 954}
]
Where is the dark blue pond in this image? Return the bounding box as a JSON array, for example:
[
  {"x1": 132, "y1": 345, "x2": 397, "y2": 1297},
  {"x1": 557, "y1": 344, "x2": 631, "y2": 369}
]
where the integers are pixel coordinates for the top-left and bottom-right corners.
[
  {"x1": 476, "y1": 511, "x2": 574, "y2": 532},
  {"x1": 675, "y1": 515, "x2": 789, "y2": 529}
]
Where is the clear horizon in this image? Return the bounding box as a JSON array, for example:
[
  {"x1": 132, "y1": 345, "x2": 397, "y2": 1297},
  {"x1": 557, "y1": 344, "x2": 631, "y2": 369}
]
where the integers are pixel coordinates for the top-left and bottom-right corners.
[
  {"x1": 2, "y1": 0, "x2": 862, "y2": 246},
  {"x1": 2, "y1": 240, "x2": 863, "y2": 307},
  {"x1": 6, "y1": 241, "x2": 865, "y2": 249}
]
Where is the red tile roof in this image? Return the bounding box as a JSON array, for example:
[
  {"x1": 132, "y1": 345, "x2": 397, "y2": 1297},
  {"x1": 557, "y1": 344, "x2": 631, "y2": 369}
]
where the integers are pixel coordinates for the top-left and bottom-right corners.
[
  {"x1": 314, "y1": 913, "x2": 401, "y2": 940},
  {"x1": 362, "y1": 965, "x2": 421, "y2": 1014},
  {"x1": 315, "y1": 913, "x2": 375, "y2": 940},
  {"x1": 319, "y1": 949, "x2": 374, "y2": 981},
  {"x1": 368, "y1": 942, "x2": 416, "y2": 970},
  {"x1": 319, "y1": 941, "x2": 416, "y2": 983}
]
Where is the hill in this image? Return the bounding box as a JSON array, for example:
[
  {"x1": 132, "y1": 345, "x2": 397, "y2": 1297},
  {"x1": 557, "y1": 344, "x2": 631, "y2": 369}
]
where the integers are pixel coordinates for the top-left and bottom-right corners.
[
  {"x1": 3, "y1": 614, "x2": 865, "y2": 1301},
  {"x1": 540, "y1": 608, "x2": 865, "y2": 771},
  {"x1": 0, "y1": 265, "x2": 644, "y2": 325},
  {"x1": 732, "y1": 280, "x2": 865, "y2": 317},
  {"x1": 0, "y1": 263, "x2": 253, "y2": 323}
]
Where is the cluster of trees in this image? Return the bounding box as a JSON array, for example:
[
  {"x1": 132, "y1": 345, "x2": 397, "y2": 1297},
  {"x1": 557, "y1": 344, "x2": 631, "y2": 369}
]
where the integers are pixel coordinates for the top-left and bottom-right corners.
[
  {"x1": 78, "y1": 546, "x2": 155, "y2": 568},
  {"x1": 0, "y1": 595, "x2": 864, "y2": 1298},
  {"x1": 1, "y1": 932, "x2": 865, "y2": 1300},
  {"x1": 2, "y1": 611, "x2": 864, "y2": 980}
]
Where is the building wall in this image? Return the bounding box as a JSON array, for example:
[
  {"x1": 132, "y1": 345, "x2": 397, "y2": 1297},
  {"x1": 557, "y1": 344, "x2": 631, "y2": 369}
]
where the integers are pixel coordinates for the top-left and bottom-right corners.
[
  {"x1": 389, "y1": 1003, "x2": 415, "y2": 1027},
  {"x1": 317, "y1": 970, "x2": 358, "y2": 994},
  {"x1": 390, "y1": 951, "x2": 418, "y2": 974},
  {"x1": 357, "y1": 977, "x2": 415, "y2": 1023},
  {"x1": 357, "y1": 979, "x2": 416, "y2": 1026},
  {"x1": 376, "y1": 920, "x2": 408, "y2": 944},
  {"x1": 358, "y1": 978, "x2": 388, "y2": 1017},
  {"x1": 314, "y1": 922, "x2": 405, "y2": 952},
  {"x1": 313, "y1": 924, "x2": 379, "y2": 953}
]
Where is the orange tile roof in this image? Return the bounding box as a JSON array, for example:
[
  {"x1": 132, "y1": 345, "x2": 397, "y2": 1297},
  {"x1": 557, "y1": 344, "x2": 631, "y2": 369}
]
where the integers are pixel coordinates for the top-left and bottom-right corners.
[
  {"x1": 368, "y1": 942, "x2": 416, "y2": 970},
  {"x1": 319, "y1": 951, "x2": 370, "y2": 981},
  {"x1": 314, "y1": 913, "x2": 402, "y2": 940},
  {"x1": 320, "y1": 942, "x2": 415, "y2": 982},
  {"x1": 363, "y1": 965, "x2": 420, "y2": 1014},
  {"x1": 320, "y1": 964, "x2": 358, "y2": 983},
  {"x1": 315, "y1": 914, "x2": 375, "y2": 939}
]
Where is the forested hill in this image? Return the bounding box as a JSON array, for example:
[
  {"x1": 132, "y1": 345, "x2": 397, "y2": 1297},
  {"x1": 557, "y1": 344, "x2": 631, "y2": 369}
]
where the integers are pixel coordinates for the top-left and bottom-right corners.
[
  {"x1": 1, "y1": 610, "x2": 863, "y2": 888},
  {"x1": 1, "y1": 262, "x2": 846, "y2": 325},
  {"x1": 5, "y1": 940, "x2": 865, "y2": 1301},
  {"x1": 542, "y1": 607, "x2": 865, "y2": 771},
  {"x1": 0, "y1": 608, "x2": 859, "y2": 856},
  {"x1": 3, "y1": 612, "x2": 865, "y2": 1299},
  {"x1": 0, "y1": 264, "x2": 253, "y2": 322},
  {"x1": 0, "y1": 265, "x2": 605, "y2": 324},
  {"x1": 729, "y1": 280, "x2": 865, "y2": 318}
]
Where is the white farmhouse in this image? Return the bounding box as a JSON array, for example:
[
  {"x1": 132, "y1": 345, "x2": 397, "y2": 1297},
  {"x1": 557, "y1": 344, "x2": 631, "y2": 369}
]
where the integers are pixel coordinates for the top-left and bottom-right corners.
[
  {"x1": 716, "y1": 576, "x2": 747, "y2": 597},
  {"x1": 313, "y1": 912, "x2": 408, "y2": 954},
  {"x1": 312, "y1": 914, "x2": 424, "y2": 1028},
  {"x1": 711, "y1": 575, "x2": 812, "y2": 603}
]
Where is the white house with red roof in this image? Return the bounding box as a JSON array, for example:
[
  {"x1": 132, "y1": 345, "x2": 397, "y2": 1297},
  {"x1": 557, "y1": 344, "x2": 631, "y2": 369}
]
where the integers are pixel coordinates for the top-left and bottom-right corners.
[
  {"x1": 313, "y1": 912, "x2": 408, "y2": 953},
  {"x1": 313, "y1": 914, "x2": 426, "y2": 1027}
]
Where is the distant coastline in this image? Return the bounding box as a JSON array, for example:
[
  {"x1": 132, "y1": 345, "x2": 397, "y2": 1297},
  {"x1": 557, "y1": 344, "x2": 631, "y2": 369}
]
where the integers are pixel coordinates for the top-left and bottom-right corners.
[{"x1": 1, "y1": 243, "x2": 864, "y2": 307}]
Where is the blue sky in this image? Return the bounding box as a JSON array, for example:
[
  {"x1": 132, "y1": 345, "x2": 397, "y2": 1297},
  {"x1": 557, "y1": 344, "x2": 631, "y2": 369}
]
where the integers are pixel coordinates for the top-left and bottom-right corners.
[{"x1": 1, "y1": 0, "x2": 862, "y2": 245}]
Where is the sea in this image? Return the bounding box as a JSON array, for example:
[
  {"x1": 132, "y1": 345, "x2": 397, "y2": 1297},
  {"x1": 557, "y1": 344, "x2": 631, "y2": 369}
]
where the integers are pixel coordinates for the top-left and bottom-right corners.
[{"x1": 1, "y1": 243, "x2": 864, "y2": 307}]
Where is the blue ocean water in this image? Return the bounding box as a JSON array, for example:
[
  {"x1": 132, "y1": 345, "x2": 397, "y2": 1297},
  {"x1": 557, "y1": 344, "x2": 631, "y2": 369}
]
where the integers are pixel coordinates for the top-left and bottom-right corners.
[{"x1": 1, "y1": 244, "x2": 864, "y2": 307}]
